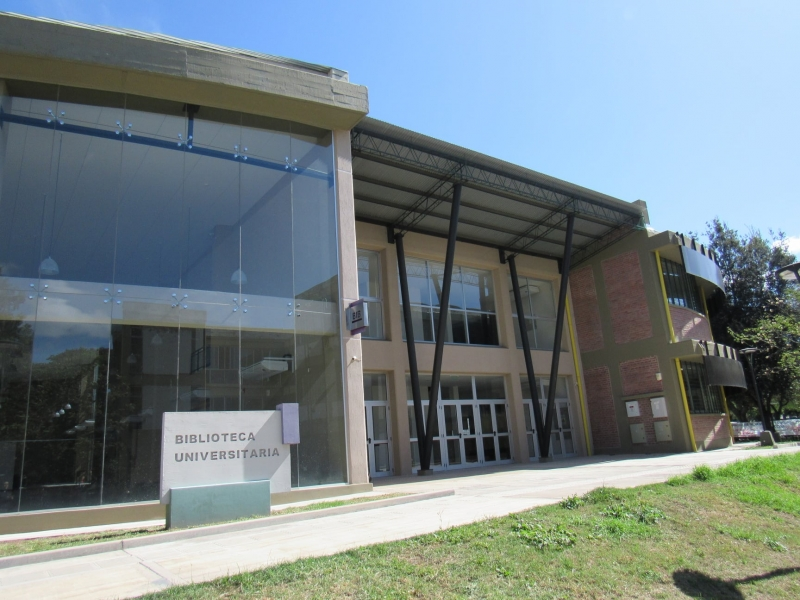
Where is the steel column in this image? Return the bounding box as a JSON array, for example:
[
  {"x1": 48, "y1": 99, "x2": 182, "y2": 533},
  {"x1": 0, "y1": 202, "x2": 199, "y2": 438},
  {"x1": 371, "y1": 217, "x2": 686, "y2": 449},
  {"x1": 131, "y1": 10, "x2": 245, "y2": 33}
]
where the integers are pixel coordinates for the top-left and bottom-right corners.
[
  {"x1": 421, "y1": 184, "x2": 462, "y2": 472},
  {"x1": 395, "y1": 232, "x2": 427, "y2": 466},
  {"x1": 508, "y1": 254, "x2": 547, "y2": 456},
  {"x1": 542, "y1": 213, "x2": 576, "y2": 458}
]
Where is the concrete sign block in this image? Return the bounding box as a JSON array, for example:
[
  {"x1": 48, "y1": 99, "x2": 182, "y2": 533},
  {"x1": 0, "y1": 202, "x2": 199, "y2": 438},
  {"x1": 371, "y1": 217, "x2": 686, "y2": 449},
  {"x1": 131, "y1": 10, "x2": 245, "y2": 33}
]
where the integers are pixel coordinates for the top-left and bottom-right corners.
[
  {"x1": 167, "y1": 480, "x2": 271, "y2": 529},
  {"x1": 160, "y1": 411, "x2": 290, "y2": 503}
]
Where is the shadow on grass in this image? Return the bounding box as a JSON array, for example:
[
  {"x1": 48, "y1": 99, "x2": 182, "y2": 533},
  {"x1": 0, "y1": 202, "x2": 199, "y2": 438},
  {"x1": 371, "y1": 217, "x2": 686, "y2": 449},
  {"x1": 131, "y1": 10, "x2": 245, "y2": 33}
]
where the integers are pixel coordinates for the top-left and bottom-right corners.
[{"x1": 673, "y1": 567, "x2": 800, "y2": 599}]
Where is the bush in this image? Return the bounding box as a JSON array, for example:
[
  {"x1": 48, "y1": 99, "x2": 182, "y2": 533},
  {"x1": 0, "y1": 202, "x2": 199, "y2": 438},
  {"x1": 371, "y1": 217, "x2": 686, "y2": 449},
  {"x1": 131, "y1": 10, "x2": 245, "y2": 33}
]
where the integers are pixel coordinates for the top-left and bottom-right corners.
[
  {"x1": 559, "y1": 495, "x2": 585, "y2": 510},
  {"x1": 691, "y1": 465, "x2": 714, "y2": 481}
]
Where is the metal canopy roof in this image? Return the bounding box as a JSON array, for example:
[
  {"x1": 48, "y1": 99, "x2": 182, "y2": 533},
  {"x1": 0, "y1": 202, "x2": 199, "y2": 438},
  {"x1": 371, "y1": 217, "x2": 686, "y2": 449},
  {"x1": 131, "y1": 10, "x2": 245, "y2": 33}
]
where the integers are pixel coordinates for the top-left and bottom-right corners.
[{"x1": 351, "y1": 117, "x2": 646, "y2": 265}]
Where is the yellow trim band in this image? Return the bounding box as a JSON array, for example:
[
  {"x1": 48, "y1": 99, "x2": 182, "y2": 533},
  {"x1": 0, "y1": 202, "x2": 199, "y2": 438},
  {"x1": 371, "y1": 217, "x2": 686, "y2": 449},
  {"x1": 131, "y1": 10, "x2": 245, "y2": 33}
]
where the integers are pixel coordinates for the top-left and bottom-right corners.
[
  {"x1": 675, "y1": 358, "x2": 698, "y2": 452},
  {"x1": 655, "y1": 250, "x2": 676, "y2": 342},
  {"x1": 566, "y1": 297, "x2": 592, "y2": 456}
]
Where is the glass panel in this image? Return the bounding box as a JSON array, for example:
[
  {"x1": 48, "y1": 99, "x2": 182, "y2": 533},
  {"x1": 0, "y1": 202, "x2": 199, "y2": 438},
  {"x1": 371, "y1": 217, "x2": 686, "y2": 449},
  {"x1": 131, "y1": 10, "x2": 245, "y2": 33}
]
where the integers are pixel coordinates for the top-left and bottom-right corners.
[
  {"x1": 407, "y1": 404, "x2": 417, "y2": 439},
  {"x1": 404, "y1": 258, "x2": 430, "y2": 306},
  {"x1": 526, "y1": 433, "x2": 536, "y2": 459},
  {"x1": 528, "y1": 279, "x2": 556, "y2": 318},
  {"x1": 449, "y1": 311, "x2": 467, "y2": 344},
  {"x1": 446, "y1": 439, "x2": 461, "y2": 465},
  {"x1": 19, "y1": 292, "x2": 111, "y2": 511},
  {"x1": 443, "y1": 405, "x2": 459, "y2": 437},
  {"x1": 38, "y1": 90, "x2": 124, "y2": 291},
  {"x1": 357, "y1": 250, "x2": 380, "y2": 299},
  {"x1": 562, "y1": 432, "x2": 574, "y2": 455},
  {"x1": 474, "y1": 376, "x2": 505, "y2": 399},
  {"x1": 462, "y1": 268, "x2": 494, "y2": 312},
  {"x1": 371, "y1": 406, "x2": 388, "y2": 441},
  {"x1": 115, "y1": 97, "x2": 186, "y2": 289},
  {"x1": 431, "y1": 309, "x2": 454, "y2": 343},
  {"x1": 402, "y1": 306, "x2": 433, "y2": 342},
  {"x1": 428, "y1": 262, "x2": 443, "y2": 308},
  {"x1": 466, "y1": 312, "x2": 498, "y2": 346},
  {"x1": 374, "y1": 443, "x2": 390, "y2": 473},
  {"x1": 464, "y1": 437, "x2": 479, "y2": 463},
  {"x1": 495, "y1": 404, "x2": 509, "y2": 434},
  {"x1": 292, "y1": 146, "x2": 344, "y2": 487},
  {"x1": 362, "y1": 301, "x2": 384, "y2": 340},
  {"x1": 410, "y1": 440, "x2": 419, "y2": 468},
  {"x1": 461, "y1": 404, "x2": 476, "y2": 435},
  {"x1": 431, "y1": 442, "x2": 442, "y2": 466},
  {"x1": 0, "y1": 87, "x2": 57, "y2": 280},
  {"x1": 559, "y1": 404, "x2": 572, "y2": 430},
  {"x1": 482, "y1": 437, "x2": 496, "y2": 462},
  {"x1": 551, "y1": 432, "x2": 563, "y2": 456},
  {"x1": 533, "y1": 319, "x2": 557, "y2": 351},
  {"x1": 440, "y1": 376, "x2": 472, "y2": 401},
  {"x1": 479, "y1": 404, "x2": 493, "y2": 434},
  {"x1": 498, "y1": 435, "x2": 511, "y2": 460},
  {"x1": 363, "y1": 374, "x2": 387, "y2": 402},
  {"x1": 523, "y1": 404, "x2": 533, "y2": 432},
  {"x1": 0, "y1": 288, "x2": 37, "y2": 513}
]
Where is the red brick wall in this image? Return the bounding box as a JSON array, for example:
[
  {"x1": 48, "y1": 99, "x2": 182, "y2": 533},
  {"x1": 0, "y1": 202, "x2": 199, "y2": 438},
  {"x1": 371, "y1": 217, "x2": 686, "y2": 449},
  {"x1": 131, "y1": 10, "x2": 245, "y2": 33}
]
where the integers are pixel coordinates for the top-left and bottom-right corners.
[
  {"x1": 619, "y1": 356, "x2": 664, "y2": 397},
  {"x1": 570, "y1": 266, "x2": 604, "y2": 352},
  {"x1": 670, "y1": 305, "x2": 713, "y2": 342},
  {"x1": 691, "y1": 414, "x2": 732, "y2": 450},
  {"x1": 627, "y1": 398, "x2": 669, "y2": 445},
  {"x1": 601, "y1": 250, "x2": 653, "y2": 344},
  {"x1": 584, "y1": 366, "x2": 621, "y2": 451}
]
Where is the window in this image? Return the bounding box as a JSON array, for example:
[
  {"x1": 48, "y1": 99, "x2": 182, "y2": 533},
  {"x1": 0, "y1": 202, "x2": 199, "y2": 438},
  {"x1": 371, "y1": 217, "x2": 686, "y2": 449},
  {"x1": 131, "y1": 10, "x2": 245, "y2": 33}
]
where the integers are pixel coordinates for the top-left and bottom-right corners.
[
  {"x1": 680, "y1": 361, "x2": 723, "y2": 414},
  {"x1": 509, "y1": 276, "x2": 564, "y2": 351},
  {"x1": 400, "y1": 259, "x2": 498, "y2": 346},
  {"x1": 357, "y1": 249, "x2": 384, "y2": 339},
  {"x1": 661, "y1": 257, "x2": 703, "y2": 313}
]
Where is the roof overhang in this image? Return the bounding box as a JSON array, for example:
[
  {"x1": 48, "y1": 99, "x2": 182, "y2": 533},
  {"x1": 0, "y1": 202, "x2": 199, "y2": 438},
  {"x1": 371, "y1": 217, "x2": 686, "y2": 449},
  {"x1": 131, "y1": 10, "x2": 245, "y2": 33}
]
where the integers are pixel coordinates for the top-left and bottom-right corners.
[
  {"x1": 0, "y1": 12, "x2": 369, "y2": 130},
  {"x1": 351, "y1": 118, "x2": 646, "y2": 266}
]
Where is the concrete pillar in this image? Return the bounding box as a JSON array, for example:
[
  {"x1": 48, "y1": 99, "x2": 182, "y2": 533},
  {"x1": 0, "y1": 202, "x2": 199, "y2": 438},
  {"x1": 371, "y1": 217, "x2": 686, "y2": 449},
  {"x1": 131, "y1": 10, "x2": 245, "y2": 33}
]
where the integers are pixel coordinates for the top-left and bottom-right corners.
[{"x1": 333, "y1": 129, "x2": 368, "y2": 485}]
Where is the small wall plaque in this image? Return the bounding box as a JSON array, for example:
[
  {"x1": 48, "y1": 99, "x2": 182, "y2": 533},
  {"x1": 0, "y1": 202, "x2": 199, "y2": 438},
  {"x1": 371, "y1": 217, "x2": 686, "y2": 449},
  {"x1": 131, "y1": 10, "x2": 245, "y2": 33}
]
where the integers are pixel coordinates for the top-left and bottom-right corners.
[{"x1": 346, "y1": 299, "x2": 369, "y2": 334}]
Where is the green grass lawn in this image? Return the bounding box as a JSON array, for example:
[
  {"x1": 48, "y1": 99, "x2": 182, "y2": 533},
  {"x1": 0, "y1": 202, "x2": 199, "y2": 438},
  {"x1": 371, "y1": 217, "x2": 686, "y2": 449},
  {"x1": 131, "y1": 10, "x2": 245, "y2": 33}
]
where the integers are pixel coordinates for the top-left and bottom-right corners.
[
  {"x1": 140, "y1": 453, "x2": 800, "y2": 599},
  {"x1": 0, "y1": 494, "x2": 405, "y2": 558}
]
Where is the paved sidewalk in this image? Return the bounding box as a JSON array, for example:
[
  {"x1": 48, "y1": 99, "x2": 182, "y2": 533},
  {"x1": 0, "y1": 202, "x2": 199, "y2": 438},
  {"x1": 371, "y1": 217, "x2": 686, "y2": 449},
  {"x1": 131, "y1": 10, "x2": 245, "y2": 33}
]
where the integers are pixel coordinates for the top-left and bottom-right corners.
[{"x1": 1, "y1": 445, "x2": 797, "y2": 600}]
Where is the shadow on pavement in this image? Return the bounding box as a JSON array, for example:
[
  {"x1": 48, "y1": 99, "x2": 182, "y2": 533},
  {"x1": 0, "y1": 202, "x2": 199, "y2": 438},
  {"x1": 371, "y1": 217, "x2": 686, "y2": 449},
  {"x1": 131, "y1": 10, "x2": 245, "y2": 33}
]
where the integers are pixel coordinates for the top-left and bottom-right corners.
[{"x1": 673, "y1": 567, "x2": 800, "y2": 599}]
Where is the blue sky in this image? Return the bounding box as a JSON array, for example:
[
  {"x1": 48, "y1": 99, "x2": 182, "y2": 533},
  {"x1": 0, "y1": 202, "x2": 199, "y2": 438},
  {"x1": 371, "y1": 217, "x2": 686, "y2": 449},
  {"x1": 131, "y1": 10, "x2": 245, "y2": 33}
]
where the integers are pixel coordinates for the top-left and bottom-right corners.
[{"x1": 5, "y1": 0, "x2": 799, "y2": 253}]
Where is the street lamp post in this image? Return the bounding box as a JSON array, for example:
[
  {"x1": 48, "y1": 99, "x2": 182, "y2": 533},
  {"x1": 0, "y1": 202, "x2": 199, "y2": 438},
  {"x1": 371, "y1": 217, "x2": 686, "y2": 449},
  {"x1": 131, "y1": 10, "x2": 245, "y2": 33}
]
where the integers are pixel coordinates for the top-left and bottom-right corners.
[{"x1": 739, "y1": 348, "x2": 773, "y2": 437}]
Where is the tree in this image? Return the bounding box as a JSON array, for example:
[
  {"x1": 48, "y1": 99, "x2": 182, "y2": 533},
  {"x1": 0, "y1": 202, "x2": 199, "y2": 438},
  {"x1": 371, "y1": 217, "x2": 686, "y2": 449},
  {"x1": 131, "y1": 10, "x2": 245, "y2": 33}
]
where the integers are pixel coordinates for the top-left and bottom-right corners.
[{"x1": 701, "y1": 219, "x2": 799, "y2": 422}]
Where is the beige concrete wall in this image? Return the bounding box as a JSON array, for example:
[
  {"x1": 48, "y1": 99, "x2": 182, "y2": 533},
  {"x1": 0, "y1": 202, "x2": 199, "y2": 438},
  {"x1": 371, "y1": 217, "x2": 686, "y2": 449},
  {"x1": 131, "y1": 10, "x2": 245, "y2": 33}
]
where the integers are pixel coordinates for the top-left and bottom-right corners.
[
  {"x1": 0, "y1": 13, "x2": 368, "y2": 131},
  {"x1": 356, "y1": 222, "x2": 587, "y2": 475},
  {"x1": 335, "y1": 131, "x2": 369, "y2": 484}
]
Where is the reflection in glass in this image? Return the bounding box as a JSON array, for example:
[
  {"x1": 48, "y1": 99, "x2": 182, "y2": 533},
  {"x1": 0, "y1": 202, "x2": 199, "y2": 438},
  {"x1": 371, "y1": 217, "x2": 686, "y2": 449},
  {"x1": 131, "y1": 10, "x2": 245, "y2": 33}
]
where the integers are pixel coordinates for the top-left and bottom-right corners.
[{"x1": 0, "y1": 82, "x2": 344, "y2": 513}]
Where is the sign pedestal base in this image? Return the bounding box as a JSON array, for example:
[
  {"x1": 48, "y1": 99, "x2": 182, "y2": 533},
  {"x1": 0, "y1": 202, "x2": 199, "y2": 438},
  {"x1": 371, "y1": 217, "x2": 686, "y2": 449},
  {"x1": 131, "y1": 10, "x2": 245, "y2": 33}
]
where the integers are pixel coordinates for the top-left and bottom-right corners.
[{"x1": 167, "y1": 480, "x2": 271, "y2": 529}]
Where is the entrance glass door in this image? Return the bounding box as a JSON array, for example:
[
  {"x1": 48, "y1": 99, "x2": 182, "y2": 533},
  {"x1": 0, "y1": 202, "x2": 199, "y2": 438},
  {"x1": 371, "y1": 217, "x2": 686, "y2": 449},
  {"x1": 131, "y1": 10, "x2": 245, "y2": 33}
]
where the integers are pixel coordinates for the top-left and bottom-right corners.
[
  {"x1": 522, "y1": 376, "x2": 576, "y2": 460},
  {"x1": 478, "y1": 402, "x2": 513, "y2": 463},
  {"x1": 363, "y1": 374, "x2": 393, "y2": 478},
  {"x1": 442, "y1": 402, "x2": 479, "y2": 468},
  {"x1": 365, "y1": 402, "x2": 392, "y2": 477}
]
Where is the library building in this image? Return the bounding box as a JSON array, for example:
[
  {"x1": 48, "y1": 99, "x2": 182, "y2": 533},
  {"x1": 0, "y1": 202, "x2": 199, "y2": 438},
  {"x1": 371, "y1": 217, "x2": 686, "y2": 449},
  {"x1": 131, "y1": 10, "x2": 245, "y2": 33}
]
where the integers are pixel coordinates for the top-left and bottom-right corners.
[{"x1": 0, "y1": 12, "x2": 747, "y2": 532}]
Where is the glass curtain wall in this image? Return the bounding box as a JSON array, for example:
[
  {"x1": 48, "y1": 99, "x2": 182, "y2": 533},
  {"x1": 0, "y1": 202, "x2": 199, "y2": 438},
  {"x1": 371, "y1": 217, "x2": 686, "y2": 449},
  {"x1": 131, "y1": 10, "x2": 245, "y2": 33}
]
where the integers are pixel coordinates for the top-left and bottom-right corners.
[
  {"x1": 0, "y1": 81, "x2": 345, "y2": 513},
  {"x1": 400, "y1": 258, "x2": 498, "y2": 345}
]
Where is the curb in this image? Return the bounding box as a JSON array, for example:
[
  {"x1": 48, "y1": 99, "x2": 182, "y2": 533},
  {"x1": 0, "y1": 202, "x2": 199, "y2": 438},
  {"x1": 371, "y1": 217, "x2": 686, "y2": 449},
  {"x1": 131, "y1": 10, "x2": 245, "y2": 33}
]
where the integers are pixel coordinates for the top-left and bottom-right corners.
[{"x1": 0, "y1": 489, "x2": 455, "y2": 570}]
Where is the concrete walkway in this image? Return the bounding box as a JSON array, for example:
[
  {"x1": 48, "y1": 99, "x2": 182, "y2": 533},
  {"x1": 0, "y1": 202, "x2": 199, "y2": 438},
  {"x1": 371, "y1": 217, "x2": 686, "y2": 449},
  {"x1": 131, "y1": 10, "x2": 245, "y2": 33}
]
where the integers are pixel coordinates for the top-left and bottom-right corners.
[{"x1": 1, "y1": 445, "x2": 797, "y2": 600}]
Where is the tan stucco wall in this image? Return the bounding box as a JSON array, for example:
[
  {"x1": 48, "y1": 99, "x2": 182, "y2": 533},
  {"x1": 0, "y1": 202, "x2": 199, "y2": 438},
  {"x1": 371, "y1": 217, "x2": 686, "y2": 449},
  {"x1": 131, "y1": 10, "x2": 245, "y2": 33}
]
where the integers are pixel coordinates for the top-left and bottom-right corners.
[{"x1": 356, "y1": 222, "x2": 590, "y2": 475}]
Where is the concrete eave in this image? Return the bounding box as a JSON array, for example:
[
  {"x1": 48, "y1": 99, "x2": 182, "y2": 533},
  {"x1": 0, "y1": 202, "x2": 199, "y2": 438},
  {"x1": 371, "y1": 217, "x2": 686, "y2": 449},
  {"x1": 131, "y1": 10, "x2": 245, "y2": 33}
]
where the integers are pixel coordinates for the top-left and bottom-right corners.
[{"x1": 0, "y1": 13, "x2": 369, "y2": 131}]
